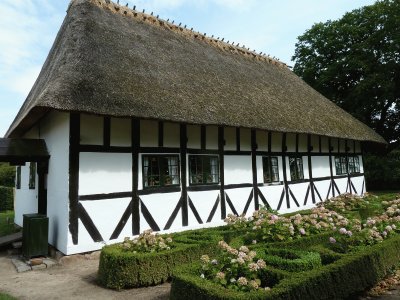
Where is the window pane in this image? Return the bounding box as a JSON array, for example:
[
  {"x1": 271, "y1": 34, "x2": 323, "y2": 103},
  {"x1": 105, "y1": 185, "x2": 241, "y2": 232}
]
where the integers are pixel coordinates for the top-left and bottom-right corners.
[
  {"x1": 271, "y1": 157, "x2": 279, "y2": 182},
  {"x1": 188, "y1": 155, "x2": 219, "y2": 185},
  {"x1": 16, "y1": 166, "x2": 21, "y2": 189},
  {"x1": 143, "y1": 156, "x2": 161, "y2": 187},
  {"x1": 296, "y1": 157, "x2": 304, "y2": 180},
  {"x1": 263, "y1": 157, "x2": 271, "y2": 183},
  {"x1": 29, "y1": 162, "x2": 36, "y2": 189},
  {"x1": 289, "y1": 156, "x2": 303, "y2": 181},
  {"x1": 289, "y1": 157, "x2": 297, "y2": 180},
  {"x1": 354, "y1": 156, "x2": 360, "y2": 173}
]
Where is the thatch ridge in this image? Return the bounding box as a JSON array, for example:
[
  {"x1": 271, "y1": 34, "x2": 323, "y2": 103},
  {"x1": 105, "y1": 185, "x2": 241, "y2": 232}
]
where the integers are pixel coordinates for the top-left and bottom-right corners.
[
  {"x1": 5, "y1": 0, "x2": 385, "y2": 144},
  {"x1": 91, "y1": 0, "x2": 288, "y2": 68}
]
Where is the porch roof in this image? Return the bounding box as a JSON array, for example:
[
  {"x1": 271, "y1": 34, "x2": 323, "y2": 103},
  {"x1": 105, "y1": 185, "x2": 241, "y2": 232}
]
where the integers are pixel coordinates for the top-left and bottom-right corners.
[{"x1": 0, "y1": 139, "x2": 49, "y2": 164}]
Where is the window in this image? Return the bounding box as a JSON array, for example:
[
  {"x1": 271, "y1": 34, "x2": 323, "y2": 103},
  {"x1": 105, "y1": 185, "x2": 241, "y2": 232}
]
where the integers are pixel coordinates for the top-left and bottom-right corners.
[
  {"x1": 29, "y1": 162, "x2": 36, "y2": 189},
  {"x1": 289, "y1": 156, "x2": 304, "y2": 181},
  {"x1": 262, "y1": 156, "x2": 279, "y2": 183},
  {"x1": 335, "y1": 156, "x2": 347, "y2": 175},
  {"x1": 335, "y1": 155, "x2": 360, "y2": 175},
  {"x1": 16, "y1": 166, "x2": 21, "y2": 189},
  {"x1": 348, "y1": 156, "x2": 360, "y2": 174},
  {"x1": 143, "y1": 155, "x2": 180, "y2": 188},
  {"x1": 189, "y1": 155, "x2": 219, "y2": 185}
]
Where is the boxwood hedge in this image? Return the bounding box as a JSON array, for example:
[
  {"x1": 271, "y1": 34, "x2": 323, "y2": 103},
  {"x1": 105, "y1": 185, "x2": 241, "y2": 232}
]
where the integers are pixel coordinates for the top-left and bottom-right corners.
[
  {"x1": 97, "y1": 228, "x2": 235, "y2": 289},
  {"x1": 171, "y1": 234, "x2": 400, "y2": 299},
  {"x1": 258, "y1": 248, "x2": 322, "y2": 272}
]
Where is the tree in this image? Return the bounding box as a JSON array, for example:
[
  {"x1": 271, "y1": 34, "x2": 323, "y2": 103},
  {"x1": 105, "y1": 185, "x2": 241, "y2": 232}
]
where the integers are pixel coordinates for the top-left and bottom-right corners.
[
  {"x1": 0, "y1": 163, "x2": 15, "y2": 187},
  {"x1": 292, "y1": 0, "x2": 400, "y2": 150}
]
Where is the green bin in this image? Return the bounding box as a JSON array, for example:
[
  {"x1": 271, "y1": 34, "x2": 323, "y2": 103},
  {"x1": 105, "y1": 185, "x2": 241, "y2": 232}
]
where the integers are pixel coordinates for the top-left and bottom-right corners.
[{"x1": 22, "y1": 213, "x2": 49, "y2": 258}]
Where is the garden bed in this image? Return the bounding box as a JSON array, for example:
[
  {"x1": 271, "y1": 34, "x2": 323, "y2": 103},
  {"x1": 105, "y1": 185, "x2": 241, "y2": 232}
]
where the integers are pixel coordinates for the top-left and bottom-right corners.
[
  {"x1": 171, "y1": 234, "x2": 400, "y2": 299},
  {"x1": 98, "y1": 193, "x2": 400, "y2": 299}
]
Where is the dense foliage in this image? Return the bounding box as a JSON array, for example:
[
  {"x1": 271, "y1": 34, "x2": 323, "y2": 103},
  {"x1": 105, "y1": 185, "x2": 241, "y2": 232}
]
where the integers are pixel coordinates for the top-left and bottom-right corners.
[
  {"x1": 0, "y1": 163, "x2": 15, "y2": 188},
  {"x1": 292, "y1": 0, "x2": 400, "y2": 149},
  {"x1": 364, "y1": 150, "x2": 400, "y2": 190}
]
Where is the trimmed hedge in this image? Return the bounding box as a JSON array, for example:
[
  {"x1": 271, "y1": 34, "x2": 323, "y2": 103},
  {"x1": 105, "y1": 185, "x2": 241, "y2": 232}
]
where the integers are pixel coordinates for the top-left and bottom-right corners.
[
  {"x1": 171, "y1": 263, "x2": 288, "y2": 300},
  {"x1": 0, "y1": 186, "x2": 13, "y2": 212},
  {"x1": 98, "y1": 242, "x2": 218, "y2": 289},
  {"x1": 259, "y1": 248, "x2": 322, "y2": 272},
  {"x1": 98, "y1": 228, "x2": 230, "y2": 289},
  {"x1": 171, "y1": 234, "x2": 400, "y2": 299},
  {"x1": 97, "y1": 226, "x2": 248, "y2": 289}
]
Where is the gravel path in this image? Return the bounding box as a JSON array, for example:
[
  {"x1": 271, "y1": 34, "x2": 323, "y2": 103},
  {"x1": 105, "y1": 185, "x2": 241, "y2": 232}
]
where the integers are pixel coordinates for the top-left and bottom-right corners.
[
  {"x1": 2, "y1": 249, "x2": 400, "y2": 300},
  {"x1": 0, "y1": 251, "x2": 170, "y2": 300}
]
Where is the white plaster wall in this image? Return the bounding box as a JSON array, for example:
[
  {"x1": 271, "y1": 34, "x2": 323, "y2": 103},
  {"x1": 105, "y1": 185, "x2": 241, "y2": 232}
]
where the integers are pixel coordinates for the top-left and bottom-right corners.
[
  {"x1": 164, "y1": 122, "x2": 180, "y2": 148},
  {"x1": 224, "y1": 156, "x2": 252, "y2": 184},
  {"x1": 314, "y1": 180, "x2": 332, "y2": 200},
  {"x1": 240, "y1": 128, "x2": 251, "y2": 151},
  {"x1": 256, "y1": 156, "x2": 263, "y2": 183},
  {"x1": 80, "y1": 114, "x2": 103, "y2": 145},
  {"x1": 40, "y1": 111, "x2": 70, "y2": 254},
  {"x1": 298, "y1": 134, "x2": 307, "y2": 152},
  {"x1": 256, "y1": 130, "x2": 268, "y2": 152},
  {"x1": 187, "y1": 125, "x2": 200, "y2": 149},
  {"x1": 14, "y1": 163, "x2": 38, "y2": 226},
  {"x1": 335, "y1": 177, "x2": 348, "y2": 194},
  {"x1": 351, "y1": 175, "x2": 365, "y2": 195},
  {"x1": 340, "y1": 139, "x2": 346, "y2": 152},
  {"x1": 79, "y1": 152, "x2": 132, "y2": 195},
  {"x1": 224, "y1": 127, "x2": 236, "y2": 151},
  {"x1": 206, "y1": 126, "x2": 218, "y2": 150},
  {"x1": 82, "y1": 197, "x2": 131, "y2": 240},
  {"x1": 311, "y1": 156, "x2": 331, "y2": 178},
  {"x1": 140, "y1": 192, "x2": 181, "y2": 231},
  {"x1": 286, "y1": 133, "x2": 296, "y2": 152},
  {"x1": 271, "y1": 132, "x2": 282, "y2": 152},
  {"x1": 287, "y1": 182, "x2": 311, "y2": 212},
  {"x1": 331, "y1": 138, "x2": 338, "y2": 152},
  {"x1": 259, "y1": 185, "x2": 285, "y2": 211},
  {"x1": 188, "y1": 190, "x2": 220, "y2": 224},
  {"x1": 225, "y1": 187, "x2": 254, "y2": 217},
  {"x1": 140, "y1": 120, "x2": 158, "y2": 147},
  {"x1": 110, "y1": 117, "x2": 131, "y2": 147},
  {"x1": 23, "y1": 126, "x2": 39, "y2": 139},
  {"x1": 355, "y1": 141, "x2": 361, "y2": 152},
  {"x1": 320, "y1": 136, "x2": 329, "y2": 153},
  {"x1": 311, "y1": 135, "x2": 319, "y2": 153}
]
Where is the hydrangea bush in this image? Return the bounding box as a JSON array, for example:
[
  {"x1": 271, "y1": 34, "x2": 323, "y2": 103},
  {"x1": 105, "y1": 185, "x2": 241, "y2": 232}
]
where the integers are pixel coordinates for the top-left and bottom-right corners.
[
  {"x1": 120, "y1": 229, "x2": 173, "y2": 253},
  {"x1": 225, "y1": 205, "x2": 352, "y2": 243},
  {"x1": 328, "y1": 198, "x2": 400, "y2": 251},
  {"x1": 199, "y1": 241, "x2": 270, "y2": 292},
  {"x1": 318, "y1": 193, "x2": 369, "y2": 212}
]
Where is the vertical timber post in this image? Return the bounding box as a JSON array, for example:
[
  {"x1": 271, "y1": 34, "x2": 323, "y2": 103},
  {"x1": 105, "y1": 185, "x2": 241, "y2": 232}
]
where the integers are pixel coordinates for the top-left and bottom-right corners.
[
  {"x1": 132, "y1": 118, "x2": 140, "y2": 235},
  {"x1": 307, "y1": 134, "x2": 316, "y2": 203},
  {"x1": 180, "y1": 124, "x2": 188, "y2": 226},
  {"x1": 218, "y1": 126, "x2": 226, "y2": 219},
  {"x1": 251, "y1": 129, "x2": 259, "y2": 210},
  {"x1": 281, "y1": 133, "x2": 290, "y2": 208},
  {"x1": 328, "y1": 137, "x2": 335, "y2": 198},
  {"x1": 69, "y1": 113, "x2": 80, "y2": 245}
]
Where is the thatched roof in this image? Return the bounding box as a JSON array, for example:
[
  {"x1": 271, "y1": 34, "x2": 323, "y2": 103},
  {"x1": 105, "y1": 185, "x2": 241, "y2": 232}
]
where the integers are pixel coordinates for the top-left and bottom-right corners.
[{"x1": 5, "y1": 0, "x2": 385, "y2": 144}]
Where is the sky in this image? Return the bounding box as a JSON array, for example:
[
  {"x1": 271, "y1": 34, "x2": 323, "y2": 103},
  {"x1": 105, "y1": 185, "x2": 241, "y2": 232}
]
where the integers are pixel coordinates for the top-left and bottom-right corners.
[{"x1": 0, "y1": 0, "x2": 377, "y2": 137}]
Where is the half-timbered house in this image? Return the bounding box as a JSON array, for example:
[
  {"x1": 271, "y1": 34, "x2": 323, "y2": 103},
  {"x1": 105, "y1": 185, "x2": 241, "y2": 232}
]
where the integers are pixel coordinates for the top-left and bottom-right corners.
[{"x1": 3, "y1": 0, "x2": 385, "y2": 254}]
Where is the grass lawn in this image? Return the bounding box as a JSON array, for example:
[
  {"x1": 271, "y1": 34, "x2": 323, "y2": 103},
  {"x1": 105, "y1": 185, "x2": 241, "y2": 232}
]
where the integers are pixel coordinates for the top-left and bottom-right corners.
[
  {"x1": 0, "y1": 292, "x2": 16, "y2": 300},
  {"x1": 0, "y1": 211, "x2": 18, "y2": 237}
]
